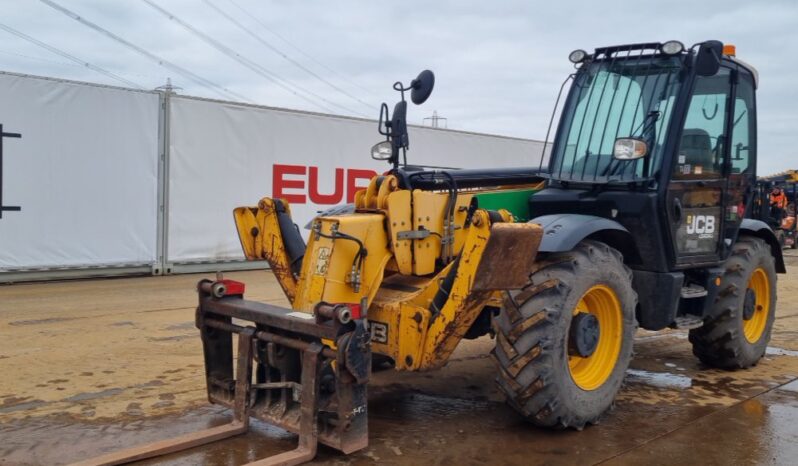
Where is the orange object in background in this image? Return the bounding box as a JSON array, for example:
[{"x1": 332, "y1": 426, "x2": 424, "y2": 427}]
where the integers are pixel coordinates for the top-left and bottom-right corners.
[
  {"x1": 783, "y1": 216, "x2": 796, "y2": 230},
  {"x1": 771, "y1": 190, "x2": 787, "y2": 209}
]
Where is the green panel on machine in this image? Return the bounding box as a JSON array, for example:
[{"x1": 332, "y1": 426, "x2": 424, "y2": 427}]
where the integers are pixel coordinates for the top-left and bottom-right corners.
[{"x1": 474, "y1": 188, "x2": 538, "y2": 222}]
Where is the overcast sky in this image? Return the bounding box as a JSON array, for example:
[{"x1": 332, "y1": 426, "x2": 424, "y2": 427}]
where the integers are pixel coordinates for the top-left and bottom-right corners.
[{"x1": 0, "y1": 0, "x2": 796, "y2": 174}]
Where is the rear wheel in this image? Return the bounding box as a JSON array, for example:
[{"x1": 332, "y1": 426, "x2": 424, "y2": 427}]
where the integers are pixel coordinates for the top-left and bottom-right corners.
[
  {"x1": 492, "y1": 240, "x2": 637, "y2": 429},
  {"x1": 689, "y1": 236, "x2": 777, "y2": 369}
]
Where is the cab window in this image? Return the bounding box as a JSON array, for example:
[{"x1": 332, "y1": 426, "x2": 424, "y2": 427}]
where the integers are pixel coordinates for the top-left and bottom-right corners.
[
  {"x1": 730, "y1": 72, "x2": 756, "y2": 174},
  {"x1": 673, "y1": 68, "x2": 731, "y2": 179}
]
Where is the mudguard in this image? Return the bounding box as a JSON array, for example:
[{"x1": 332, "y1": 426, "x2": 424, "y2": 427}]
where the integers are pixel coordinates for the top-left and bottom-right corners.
[
  {"x1": 530, "y1": 214, "x2": 630, "y2": 253},
  {"x1": 740, "y1": 218, "x2": 787, "y2": 273}
]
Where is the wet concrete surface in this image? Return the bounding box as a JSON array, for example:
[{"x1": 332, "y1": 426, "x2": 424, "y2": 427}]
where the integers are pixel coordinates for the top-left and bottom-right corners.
[{"x1": 2, "y1": 253, "x2": 798, "y2": 465}]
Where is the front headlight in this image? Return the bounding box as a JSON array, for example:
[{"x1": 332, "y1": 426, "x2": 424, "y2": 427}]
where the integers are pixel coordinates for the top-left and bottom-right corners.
[
  {"x1": 371, "y1": 140, "x2": 393, "y2": 160},
  {"x1": 613, "y1": 138, "x2": 648, "y2": 160}
]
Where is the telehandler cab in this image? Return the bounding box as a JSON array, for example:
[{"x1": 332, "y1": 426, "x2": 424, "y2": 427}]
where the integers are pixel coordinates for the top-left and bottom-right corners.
[{"x1": 79, "y1": 40, "x2": 784, "y2": 466}]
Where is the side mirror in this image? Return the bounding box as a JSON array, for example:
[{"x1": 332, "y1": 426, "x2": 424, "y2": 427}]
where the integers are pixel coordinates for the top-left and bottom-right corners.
[
  {"x1": 695, "y1": 40, "x2": 723, "y2": 77},
  {"x1": 410, "y1": 70, "x2": 435, "y2": 105},
  {"x1": 613, "y1": 138, "x2": 648, "y2": 160},
  {"x1": 371, "y1": 140, "x2": 393, "y2": 160}
]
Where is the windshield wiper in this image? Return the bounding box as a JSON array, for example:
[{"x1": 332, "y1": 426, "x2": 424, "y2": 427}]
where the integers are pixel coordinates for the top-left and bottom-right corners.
[{"x1": 634, "y1": 110, "x2": 660, "y2": 140}]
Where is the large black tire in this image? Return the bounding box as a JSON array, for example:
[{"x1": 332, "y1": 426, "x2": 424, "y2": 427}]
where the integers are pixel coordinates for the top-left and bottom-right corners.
[
  {"x1": 492, "y1": 240, "x2": 637, "y2": 429},
  {"x1": 689, "y1": 236, "x2": 777, "y2": 369}
]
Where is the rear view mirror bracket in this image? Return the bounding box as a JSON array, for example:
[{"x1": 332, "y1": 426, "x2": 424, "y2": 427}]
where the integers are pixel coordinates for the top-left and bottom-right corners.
[{"x1": 694, "y1": 40, "x2": 724, "y2": 77}]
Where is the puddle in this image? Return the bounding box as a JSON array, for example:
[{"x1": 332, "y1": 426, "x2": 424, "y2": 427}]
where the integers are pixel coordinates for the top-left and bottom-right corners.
[
  {"x1": 165, "y1": 322, "x2": 196, "y2": 331},
  {"x1": 64, "y1": 388, "x2": 125, "y2": 403},
  {"x1": 766, "y1": 347, "x2": 798, "y2": 357},
  {"x1": 626, "y1": 369, "x2": 693, "y2": 389},
  {"x1": 8, "y1": 316, "x2": 79, "y2": 326},
  {"x1": 777, "y1": 379, "x2": 798, "y2": 393},
  {"x1": 111, "y1": 321, "x2": 136, "y2": 327},
  {"x1": 0, "y1": 399, "x2": 47, "y2": 414},
  {"x1": 148, "y1": 335, "x2": 194, "y2": 342}
]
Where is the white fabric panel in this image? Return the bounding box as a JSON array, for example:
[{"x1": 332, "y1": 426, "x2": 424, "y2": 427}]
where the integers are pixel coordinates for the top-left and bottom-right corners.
[
  {"x1": 0, "y1": 73, "x2": 160, "y2": 270},
  {"x1": 167, "y1": 96, "x2": 545, "y2": 262}
]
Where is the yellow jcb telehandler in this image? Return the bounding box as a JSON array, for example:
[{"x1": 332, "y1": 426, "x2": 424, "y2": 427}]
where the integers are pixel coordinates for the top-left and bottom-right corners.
[{"x1": 78, "y1": 40, "x2": 784, "y2": 466}]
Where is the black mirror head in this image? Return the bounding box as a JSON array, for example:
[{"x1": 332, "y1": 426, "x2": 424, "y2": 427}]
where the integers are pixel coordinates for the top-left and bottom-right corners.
[
  {"x1": 410, "y1": 70, "x2": 435, "y2": 105},
  {"x1": 695, "y1": 40, "x2": 724, "y2": 77}
]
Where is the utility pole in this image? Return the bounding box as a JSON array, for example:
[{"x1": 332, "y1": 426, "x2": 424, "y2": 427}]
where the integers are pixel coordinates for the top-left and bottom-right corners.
[
  {"x1": 155, "y1": 77, "x2": 181, "y2": 95},
  {"x1": 423, "y1": 110, "x2": 448, "y2": 129}
]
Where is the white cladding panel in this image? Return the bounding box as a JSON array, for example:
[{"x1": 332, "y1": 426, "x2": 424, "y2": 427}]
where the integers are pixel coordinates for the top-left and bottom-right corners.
[
  {"x1": 167, "y1": 96, "x2": 544, "y2": 262},
  {"x1": 0, "y1": 73, "x2": 160, "y2": 270}
]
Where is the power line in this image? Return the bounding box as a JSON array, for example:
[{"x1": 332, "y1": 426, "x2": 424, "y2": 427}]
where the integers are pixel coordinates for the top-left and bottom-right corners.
[
  {"x1": 225, "y1": 0, "x2": 381, "y2": 100},
  {"x1": 39, "y1": 0, "x2": 250, "y2": 102},
  {"x1": 0, "y1": 48, "x2": 79, "y2": 68},
  {"x1": 0, "y1": 22, "x2": 144, "y2": 89},
  {"x1": 0, "y1": 47, "x2": 163, "y2": 82},
  {"x1": 202, "y1": 0, "x2": 377, "y2": 112},
  {"x1": 141, "y1": 0, "x2": 367, "y2": 117}
]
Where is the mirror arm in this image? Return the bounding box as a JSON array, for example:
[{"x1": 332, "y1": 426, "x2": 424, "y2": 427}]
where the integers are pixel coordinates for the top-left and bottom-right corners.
[
  {"x1": 392, "y1": 81, "x2": 408, "y2": 101},
  {"x1": 391, "y1": 144, "x2": 400, "y2": 170}
]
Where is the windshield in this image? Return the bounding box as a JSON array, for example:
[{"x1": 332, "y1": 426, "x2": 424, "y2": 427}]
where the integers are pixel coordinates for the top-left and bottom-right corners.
[{"x1": 550, "y1": 55, "x2": 684, "y2": 183}]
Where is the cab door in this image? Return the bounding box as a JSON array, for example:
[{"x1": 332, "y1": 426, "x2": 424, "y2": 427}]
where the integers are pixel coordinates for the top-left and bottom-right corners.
[
  {"x1": 666, "y1": 67, "x2": 732, "y2": 266},
  {"x1": 723, "y1": 69, "x2": 757, "y2": 251}
]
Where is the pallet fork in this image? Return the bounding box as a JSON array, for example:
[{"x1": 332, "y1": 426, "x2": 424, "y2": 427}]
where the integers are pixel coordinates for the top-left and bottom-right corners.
[{"x1": 72, "y1": 278, "x2": 371, "y2": 466}]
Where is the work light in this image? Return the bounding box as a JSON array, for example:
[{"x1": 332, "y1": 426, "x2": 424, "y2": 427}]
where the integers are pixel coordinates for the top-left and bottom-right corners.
[
  {"x1": 371, "y1": 140, "x2": 393, "y2": 160},
  {"x1": 568, "y1": 49, "x2": 588, "y2": 64},
  {"x1": 660, "y1": 40, "x2": 685, "y2": 55}
]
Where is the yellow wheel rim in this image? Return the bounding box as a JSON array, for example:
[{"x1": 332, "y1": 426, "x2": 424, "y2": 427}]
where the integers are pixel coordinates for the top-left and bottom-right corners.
[
  {"x1": 743, "y1": 268, "x2": 770, "y2": 344},
  {"x1": 568, "y1": 285, "x2": 623, "y2": 391}
]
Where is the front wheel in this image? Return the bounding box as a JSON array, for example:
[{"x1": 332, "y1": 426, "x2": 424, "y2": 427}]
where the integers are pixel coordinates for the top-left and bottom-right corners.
[
  {"x1": 689, "y1": 236, "x2": 777, "y2": 369},
  {"x1": 492, "y1": 240, "x2": 637, "y2": 429}
]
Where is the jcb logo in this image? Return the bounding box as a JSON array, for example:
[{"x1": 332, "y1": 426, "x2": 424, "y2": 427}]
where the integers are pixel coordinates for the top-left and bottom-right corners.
[{"x1": 686, "y1": 215, "x2": 716, "y2": 239}]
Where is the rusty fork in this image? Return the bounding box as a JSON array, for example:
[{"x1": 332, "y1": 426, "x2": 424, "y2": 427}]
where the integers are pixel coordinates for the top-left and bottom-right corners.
[
  {"x1": 70, "y1": 279, "x2": 370, "y2": 466},
  {"x1": 70, "y1": 328, "x2": 324, "y2": 466}
]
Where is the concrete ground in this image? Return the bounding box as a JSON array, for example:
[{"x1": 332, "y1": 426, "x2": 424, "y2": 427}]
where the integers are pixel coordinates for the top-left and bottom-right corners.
[{"x1": 2, "y1": 251, "x2": 798, "y2": 465}]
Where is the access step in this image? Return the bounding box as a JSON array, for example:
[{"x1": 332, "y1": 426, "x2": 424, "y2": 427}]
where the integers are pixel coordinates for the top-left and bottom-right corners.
[
  {"x1": 672, "y1": 315, "x2": 704, "y2": 330},
  {"x1": 680, "y1": 285, "x2": 708, "y2": 299}
]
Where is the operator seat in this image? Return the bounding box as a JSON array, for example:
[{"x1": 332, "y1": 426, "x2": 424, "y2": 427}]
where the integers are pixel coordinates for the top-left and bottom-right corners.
[{"x1": 678, "y1": 128, "x2": 714, "y2": 174}]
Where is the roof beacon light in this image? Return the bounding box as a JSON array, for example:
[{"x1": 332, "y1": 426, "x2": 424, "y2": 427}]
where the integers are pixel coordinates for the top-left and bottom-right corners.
[
  {"x1": 660, "y1": 40, "x2": 685, "y2": 55},
  {"x1": 723, "y1": 44, "x2": 736, "y2": 56},
  {"x1": 568, "y1": 49, "x2": 588, "y2": 64}
]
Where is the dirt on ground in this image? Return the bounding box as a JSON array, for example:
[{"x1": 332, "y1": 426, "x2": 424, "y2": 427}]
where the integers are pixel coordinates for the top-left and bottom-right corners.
[{"x1": 1, "y1": 250, "x2": 798, "y2": 465}]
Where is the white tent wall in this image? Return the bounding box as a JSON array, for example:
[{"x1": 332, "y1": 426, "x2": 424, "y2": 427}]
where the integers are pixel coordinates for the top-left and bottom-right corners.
[
  {"x1": 0, "y1": 70, "x2": 547, "y2": 280},
  {"x1": 166, "y1": 95, "x2": 545, "y2": 267},
  {"x1": 0, "y1": 72, "x2": 161, "y2": 281}
]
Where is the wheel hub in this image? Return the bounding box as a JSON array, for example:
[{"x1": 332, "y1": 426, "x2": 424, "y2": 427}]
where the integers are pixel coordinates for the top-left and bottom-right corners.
[
  {"x1": 569, "y1": 312, "x2": 600, "y2": 358},
  {"x1": 743, "y1": 288, "x2": 756, "y2": 321}
]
